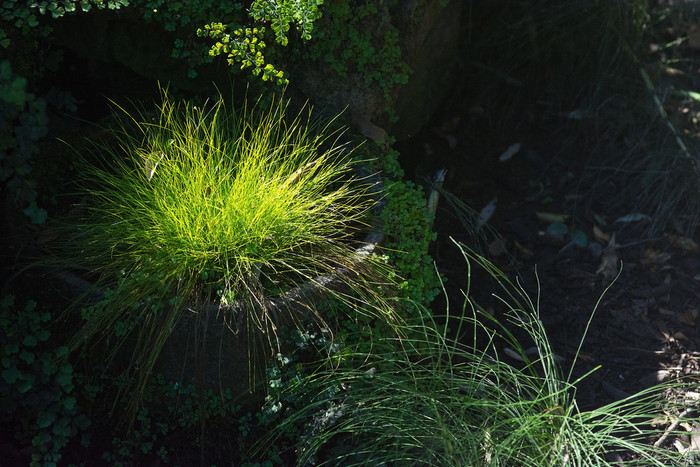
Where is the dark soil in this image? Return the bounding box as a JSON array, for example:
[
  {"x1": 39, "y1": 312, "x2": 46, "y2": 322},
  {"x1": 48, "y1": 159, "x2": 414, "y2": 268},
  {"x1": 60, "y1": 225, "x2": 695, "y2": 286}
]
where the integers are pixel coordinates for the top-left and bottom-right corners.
[
  {"x1": 418, "y1": 126, "x2": 698, "y2": 404},
  {"x1": 396, "y1": 44, "x2": 700, "y2": 429}
]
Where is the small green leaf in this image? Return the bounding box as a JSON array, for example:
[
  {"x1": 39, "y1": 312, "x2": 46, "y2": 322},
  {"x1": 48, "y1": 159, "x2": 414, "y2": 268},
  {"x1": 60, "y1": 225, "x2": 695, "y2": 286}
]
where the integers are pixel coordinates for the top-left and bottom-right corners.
[
  {"x1": 56, "y1": 365, "x2": 73, "y2": 390},
  {"x1": 36, "y1": 329, "x2": 50, "y2": 341},
  {"x1": 37, "y1": 411, "x2": 56, "y2": 429},
  {"x1": 32, "y1": 430, "x2": 51, "y2": 446},
  {"x1": 23, "y1": 202, "x2": 48, "y2": 224},
  {"x1": 62, "y1": 396, "x2": 76, "y2": 411},
  {"x1": 16, "y1": 377, "x2": 33, "y2": 393},
  {"x1": 53, "y1": 418, "x2": 72, "y2": 437},
  {"x1": 2, "y1": 366, "x2": 20, "y2": 384},
  {"x1": 42, "y1": 358, "x2": 57, "y2": 376},
  {"x1": 19, "y1": 349, "x2": 34, "y2": 364},
  {"x1": 22, "y1": 335, "x2": 38, "y2": 347}
]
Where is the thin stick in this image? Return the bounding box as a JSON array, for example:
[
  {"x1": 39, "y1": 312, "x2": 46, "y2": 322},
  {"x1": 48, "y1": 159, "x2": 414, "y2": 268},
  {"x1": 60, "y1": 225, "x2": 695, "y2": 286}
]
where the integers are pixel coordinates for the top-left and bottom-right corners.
[
  {"x1": 653, "y1": 408, "x2": 695, "y2": 448},
  {"x1": 427, "y1": 168, "x2": 447, "y2": 232}
]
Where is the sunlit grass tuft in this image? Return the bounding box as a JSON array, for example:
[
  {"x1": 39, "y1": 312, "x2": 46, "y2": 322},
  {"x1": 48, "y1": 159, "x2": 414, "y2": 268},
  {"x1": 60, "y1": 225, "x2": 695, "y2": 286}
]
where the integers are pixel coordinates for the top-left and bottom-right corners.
[{"x1": 61, "y1": 90, "x2": 398, "y2": 422}]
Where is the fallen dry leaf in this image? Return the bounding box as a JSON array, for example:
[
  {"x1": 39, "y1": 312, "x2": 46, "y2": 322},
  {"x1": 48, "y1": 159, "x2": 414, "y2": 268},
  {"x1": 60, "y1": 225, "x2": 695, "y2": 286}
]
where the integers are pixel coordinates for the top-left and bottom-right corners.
[
  {"x1": 614, "y1": 212, "x2": 652, "y2": 223},
  {"x1": 536, "y1": 211, "x2": 569, "y2": 223},
  {"x1": 513, "y1": 240, "x2": 533, "y2": 256},
  {"x1": 666, "y1": 233, "x2": 699, "y2": 252},
  {"x1": 499, "y1": 143, "x2": 521, "y2": 162},
  {"x1": 477, "y1": 197, "x2": 497, "y2": 228},
  {"x1": 597, "y1": 236, "x2": 620, "y2": 278},
  {"x1": 663, "y1": 65, "x2": 687, "y2": 77},
  {"x1": 643, "y1": 248, "x2": 672, "y2": 264},
  {"x1": 592, "y1": 225, "x2": 610, "y2": 242}
]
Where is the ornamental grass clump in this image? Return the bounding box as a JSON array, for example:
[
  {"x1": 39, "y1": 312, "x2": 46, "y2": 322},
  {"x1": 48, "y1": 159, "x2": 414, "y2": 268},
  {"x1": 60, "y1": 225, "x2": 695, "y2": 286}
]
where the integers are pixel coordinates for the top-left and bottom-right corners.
[
  {"x1": 61, "y1": 91, "x2": 396, "y2": 417},
  {"x1": 259, "y1": 240, "x2": 697, "y2": 466}
]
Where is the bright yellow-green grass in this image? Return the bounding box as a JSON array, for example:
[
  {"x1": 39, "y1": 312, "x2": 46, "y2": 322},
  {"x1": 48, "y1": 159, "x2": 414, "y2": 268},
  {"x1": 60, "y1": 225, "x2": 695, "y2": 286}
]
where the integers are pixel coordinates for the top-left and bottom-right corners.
[
  {"x1": 63, "y1": 91, "x2": 396, "y2": 422},
  {"x1": 79, "y1": 94, "x2": 370, "y2": 287}
]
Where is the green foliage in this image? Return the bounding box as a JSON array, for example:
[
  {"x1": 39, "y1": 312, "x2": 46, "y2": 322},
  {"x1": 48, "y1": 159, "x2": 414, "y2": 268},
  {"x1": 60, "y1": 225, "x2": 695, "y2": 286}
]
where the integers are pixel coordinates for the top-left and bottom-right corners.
[
  {"x1": 1, "y1": 1, "x2": 45, "y2": 47},
  {"x1": 225, "y1": 137, "x2": 442, "y2": 461},
  {"x1": 0, "y1": 296, "x2": 88, "y2": 467},
  {"x1": 138, "y1": 0, "x2": 245, "y2": 79},
  {"x1": 235, "y1": 326, "x2": 340, "y2": 465},
  {"x1": 382, "y1": 178, "x2": 439, "y2": 305},
  {"x1": 4, "y1": 0, "x2": 407, "y2": 94},
  {"x1": 262, "y1": 328, "x2": 336, "y2": 424},
  {"x1": 258, "y1": 242, "x2": 698, "y2": 466},
  {"x1": 249, "y1": 0, "x2": 323, "y2": 45},
  {"x1": 23, "y1": 200, "x2": 48, "y2": 224},
  {"x1": 377, "y1": 146, "x2": 441, "y2": 308},
  {"x1": 302, "y1": 0, "x2": 410, "y2": 97},
  {"x1": 0, "y1": 0, "x2": 129, "y2": 47},
  {"x1": 202, "y1": 0, "x2": 410, "y2": 94},
  {"x1": 199, "y1": 0, "x2": 323, "y2": 85},
  {"x1": 34, "y1": 0, "x2": 130, "y2": 17},
  {"x1": 2, "y1": 0, "x2": 239, "y2": 80},
  {"x1": 200, "y1": 24, "x2": 287, "y2": 85},
  {"x1": 99, "y1": 374, "x2": 240, "y2": 465},
  {"x1": 61, "y1": 90, "x2": 397, "y2": 424},
  {"x1": 140, "y1": 0, "x2": 240, "y2": 31},
  {"x1": 0, "y1": 60, "x2": 48, "y2": 223}
]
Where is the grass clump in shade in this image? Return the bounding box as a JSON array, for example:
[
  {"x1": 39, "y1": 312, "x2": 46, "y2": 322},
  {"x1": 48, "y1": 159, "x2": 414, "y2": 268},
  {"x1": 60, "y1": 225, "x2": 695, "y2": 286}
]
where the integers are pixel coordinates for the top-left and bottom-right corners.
[
  {"x1": 60, "y1": 90, "x2": 398, "y2": 420},
  {"x1": 258, "y1": 239, "x2": 698, "y2": 466}
]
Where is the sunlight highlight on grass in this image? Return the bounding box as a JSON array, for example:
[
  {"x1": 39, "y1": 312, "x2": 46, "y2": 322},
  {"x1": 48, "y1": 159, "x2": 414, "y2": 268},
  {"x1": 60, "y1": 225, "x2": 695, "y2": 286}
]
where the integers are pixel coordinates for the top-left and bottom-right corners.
[{"x1": 62, "y1": 90, "x2": 398, "y2": 425}]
